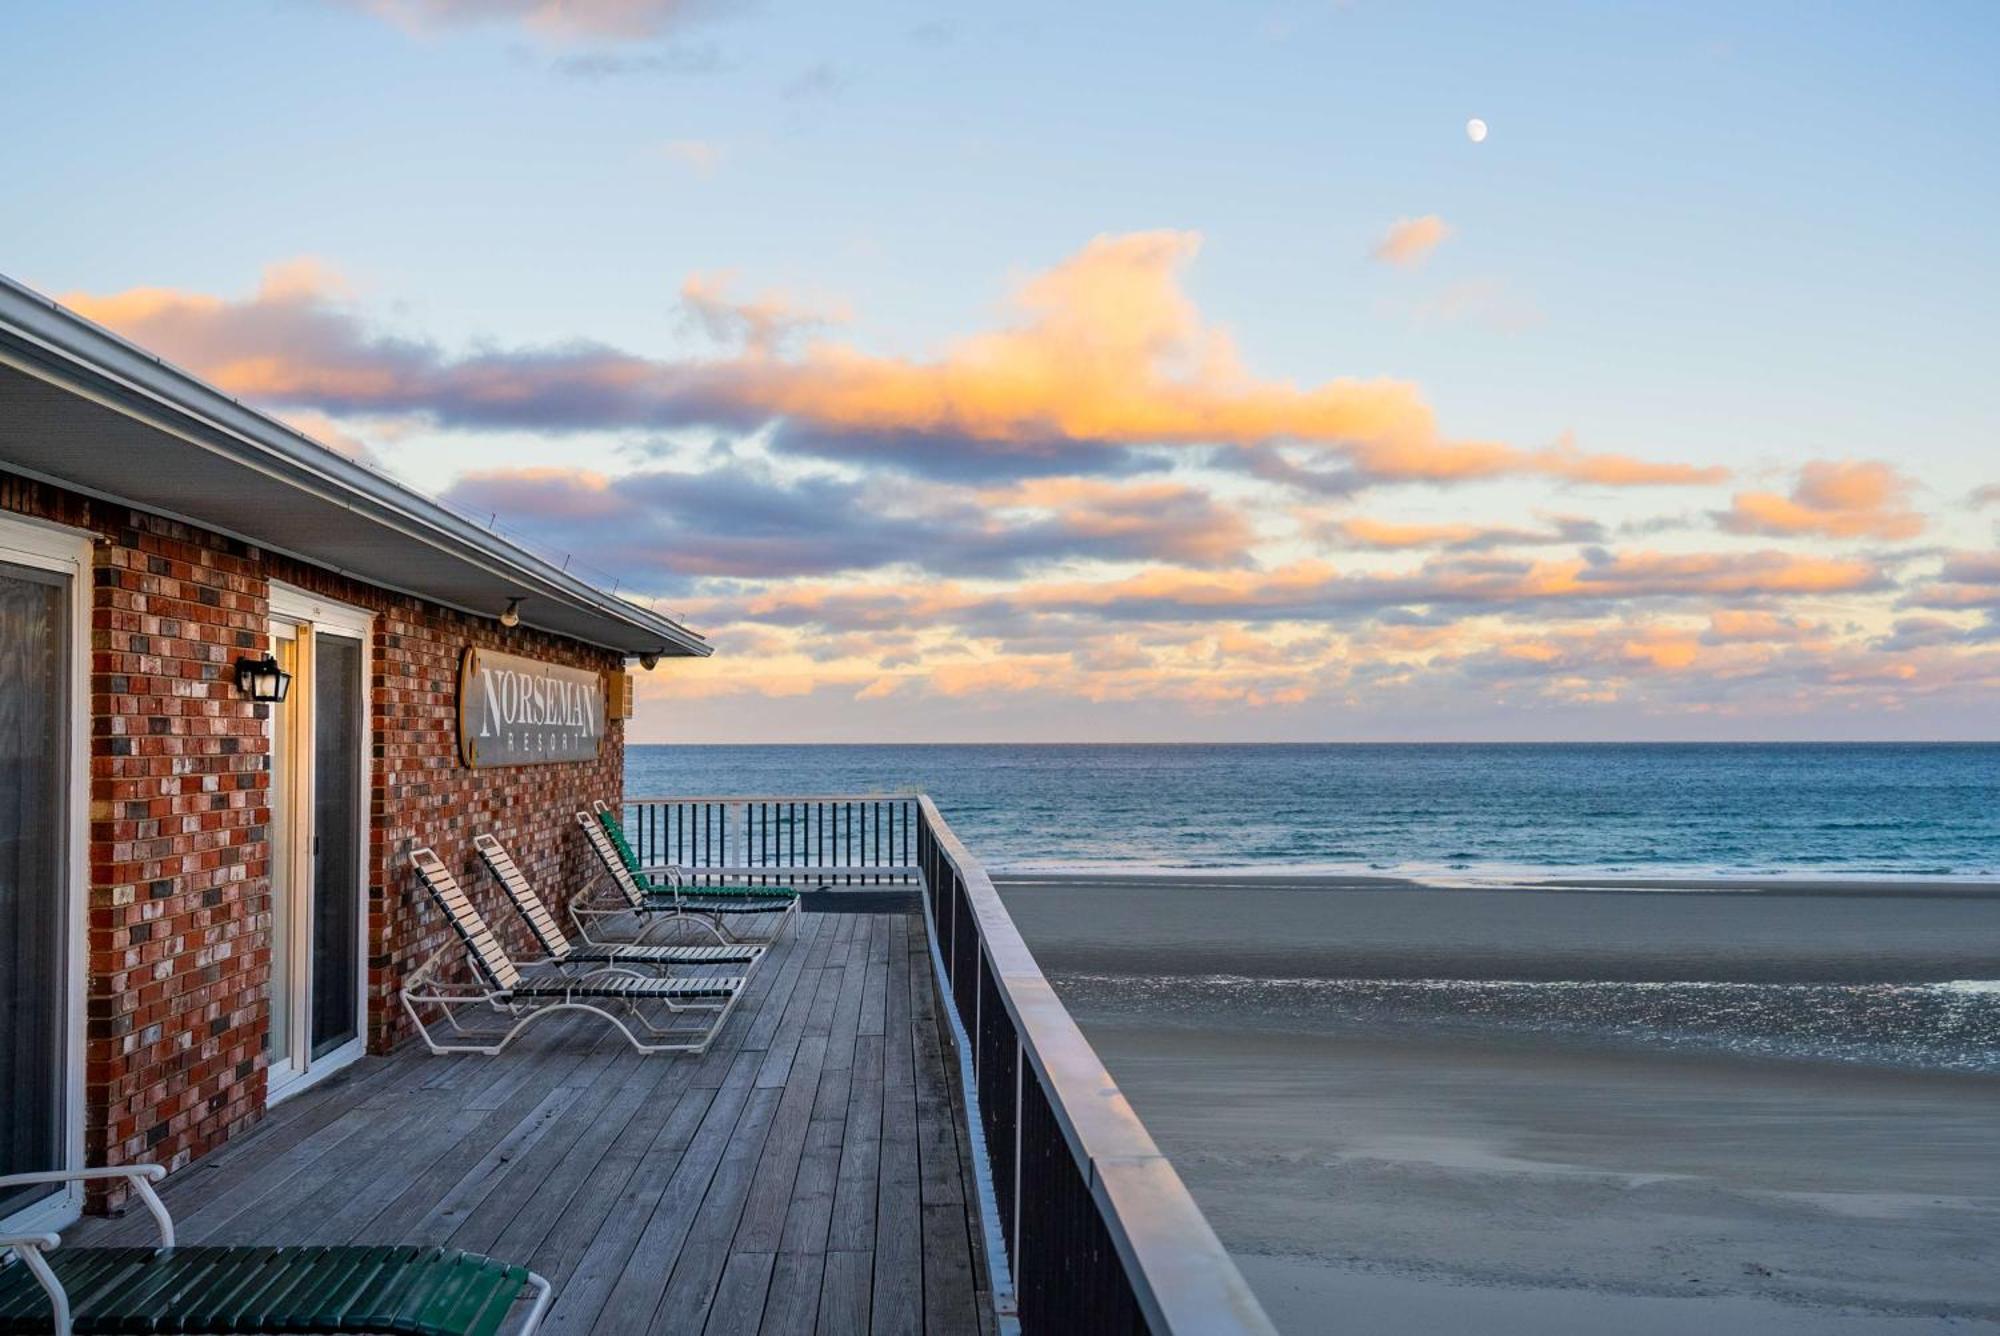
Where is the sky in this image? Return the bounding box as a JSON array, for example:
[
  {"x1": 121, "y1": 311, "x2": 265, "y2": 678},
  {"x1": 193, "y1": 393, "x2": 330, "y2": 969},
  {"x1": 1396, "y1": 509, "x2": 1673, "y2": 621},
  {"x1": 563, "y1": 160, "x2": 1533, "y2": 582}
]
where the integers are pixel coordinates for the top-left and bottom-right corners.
[{"x1": 4, "y1": 1, "x2": 1997, "y2": 742}]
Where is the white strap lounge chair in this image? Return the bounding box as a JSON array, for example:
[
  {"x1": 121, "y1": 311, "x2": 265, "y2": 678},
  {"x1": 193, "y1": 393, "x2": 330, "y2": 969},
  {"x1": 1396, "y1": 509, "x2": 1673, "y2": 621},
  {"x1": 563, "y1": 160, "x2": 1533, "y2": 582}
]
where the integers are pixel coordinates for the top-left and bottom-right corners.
[
  {"x1": 470, "y1": 832, "x2": 766, "y2": 975},
  {"x1": 401, "y1": 847, "x2": 747, "y2": 1056},
  {"x1": 573, "y1": 811, "x2": 798, "y2": 948},
  {"x1": 0, "y1": 1165, "x2": 552, "y2": 1336}
]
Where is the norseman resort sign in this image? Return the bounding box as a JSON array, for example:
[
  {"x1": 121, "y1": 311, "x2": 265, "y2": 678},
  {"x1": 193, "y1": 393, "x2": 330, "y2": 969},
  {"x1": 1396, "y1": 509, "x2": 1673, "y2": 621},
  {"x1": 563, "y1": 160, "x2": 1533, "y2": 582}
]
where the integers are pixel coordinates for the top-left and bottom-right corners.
[{"x1": 458, "y1": 647, "x2": 605, "y2": 767}]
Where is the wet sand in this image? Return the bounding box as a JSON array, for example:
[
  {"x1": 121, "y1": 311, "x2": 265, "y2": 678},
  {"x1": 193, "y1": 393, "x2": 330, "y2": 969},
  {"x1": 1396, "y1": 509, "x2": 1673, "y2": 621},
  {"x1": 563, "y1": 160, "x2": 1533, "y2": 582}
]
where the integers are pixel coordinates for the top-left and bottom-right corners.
[
  {"x1": 997, "y1": 874, "x2": 2000, "y2": 1333},
  {"x1": 999, "y1": 872, "x2": 2000, "y2": 982}
]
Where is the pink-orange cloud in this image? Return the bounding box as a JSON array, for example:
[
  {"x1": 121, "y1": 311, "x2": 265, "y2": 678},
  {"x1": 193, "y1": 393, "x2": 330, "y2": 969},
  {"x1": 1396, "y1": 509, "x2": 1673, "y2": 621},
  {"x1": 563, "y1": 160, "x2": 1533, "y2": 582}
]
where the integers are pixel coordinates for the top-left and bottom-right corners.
[
  {"x1": 334, "y1": 0, "x2": 708, "y2": 40},
  {"x1": 60, "y1": 236, "x2": 1727, "y2": 490},
  {"x1": 681, "y1": 547, "x2": 1889, "y2": 637},
  {"x1": 1719, "y1": 460, "x2": 1923, "y2": 540},
  {"x1": 1372, "y1": 215, "x2": 1452, "y2": 267}
]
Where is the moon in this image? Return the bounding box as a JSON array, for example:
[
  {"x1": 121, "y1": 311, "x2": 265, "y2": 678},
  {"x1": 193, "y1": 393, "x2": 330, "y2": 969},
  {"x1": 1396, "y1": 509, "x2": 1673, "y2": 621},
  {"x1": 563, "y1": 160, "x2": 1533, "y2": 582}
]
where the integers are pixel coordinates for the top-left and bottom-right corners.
[{"x1": 1466, "y1": 117, "x2": 1488, "y2": 143}]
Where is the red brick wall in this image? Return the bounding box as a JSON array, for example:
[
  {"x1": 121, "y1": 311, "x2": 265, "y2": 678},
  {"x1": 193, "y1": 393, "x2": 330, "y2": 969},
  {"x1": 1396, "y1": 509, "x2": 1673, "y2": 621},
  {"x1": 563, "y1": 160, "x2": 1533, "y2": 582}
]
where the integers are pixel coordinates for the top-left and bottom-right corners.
[{"x1": 2, "y1": 470, "x2": 627, "y2": 1205}]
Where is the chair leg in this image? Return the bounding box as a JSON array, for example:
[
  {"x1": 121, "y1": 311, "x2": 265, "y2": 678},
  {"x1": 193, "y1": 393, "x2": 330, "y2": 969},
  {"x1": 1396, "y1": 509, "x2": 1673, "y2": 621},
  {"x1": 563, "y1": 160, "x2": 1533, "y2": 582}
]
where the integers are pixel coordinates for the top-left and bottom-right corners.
[
  {"x1": 516, "y1": 1272, "x2": 555, "y2": 1336},
  {"x1": 408, "y1": 992, "x2": 734, "y2": 1056},
  {"x1": 9, "y1": 1243, "x2": 70, "y2": 1336}
]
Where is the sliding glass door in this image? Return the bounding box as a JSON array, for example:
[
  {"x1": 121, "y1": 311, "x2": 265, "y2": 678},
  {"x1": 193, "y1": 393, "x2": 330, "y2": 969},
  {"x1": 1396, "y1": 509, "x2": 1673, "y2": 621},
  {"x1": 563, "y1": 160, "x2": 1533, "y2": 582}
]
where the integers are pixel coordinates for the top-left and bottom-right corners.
[
  {"x1": 266, "y1": 590, "x2": 370, "y2": 1100},
  {"x1": 0, "y1": 537, "x2": 80, "y2": 1227}
]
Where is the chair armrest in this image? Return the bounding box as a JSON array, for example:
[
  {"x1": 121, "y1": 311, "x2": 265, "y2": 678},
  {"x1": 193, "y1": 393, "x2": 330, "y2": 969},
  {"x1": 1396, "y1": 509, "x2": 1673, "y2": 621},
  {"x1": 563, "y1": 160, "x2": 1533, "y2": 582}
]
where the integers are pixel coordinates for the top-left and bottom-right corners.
[
  {"x1": 0, "y1": 1165, "x2": 166, "y2": 1188},
  {"x1": 0, "y1": 1165, "x2": 173, "y2": 1247},
  {"x1": 0, "y1": 1232, "x2": 61, "y2": 1253}
]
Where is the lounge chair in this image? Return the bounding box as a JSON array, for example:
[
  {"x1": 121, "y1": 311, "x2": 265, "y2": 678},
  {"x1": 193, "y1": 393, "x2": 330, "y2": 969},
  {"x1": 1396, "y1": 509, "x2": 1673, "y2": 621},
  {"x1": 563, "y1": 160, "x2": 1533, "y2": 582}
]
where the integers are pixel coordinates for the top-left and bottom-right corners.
[
  {"x1": 573, "y1": 812, "x2": 796, "y2": 948},
  {"x1": 590, "y1": 801, "x2": 805, "y2": 901},
  {"x1": 470, "y1": 832, "x2": 766, "y2": 975},
  {"x1": 0, "y1": 1165, "x2": 550, "y2": 1336},
  {"x1": 402, "y1": 847, "x2": 746, "y2": 1056}
]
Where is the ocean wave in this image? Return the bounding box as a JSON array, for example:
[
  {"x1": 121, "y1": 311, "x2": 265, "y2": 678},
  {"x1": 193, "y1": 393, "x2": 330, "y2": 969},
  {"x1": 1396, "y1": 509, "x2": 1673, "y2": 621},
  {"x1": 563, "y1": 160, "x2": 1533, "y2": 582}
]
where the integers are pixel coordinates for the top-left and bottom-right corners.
[
  {"x1": 989, "y1": 857, "x2": 2000, "y2": 887},
  {"x1": 1050, "y1": 972, "x2": 2000, "y2": 1073}
]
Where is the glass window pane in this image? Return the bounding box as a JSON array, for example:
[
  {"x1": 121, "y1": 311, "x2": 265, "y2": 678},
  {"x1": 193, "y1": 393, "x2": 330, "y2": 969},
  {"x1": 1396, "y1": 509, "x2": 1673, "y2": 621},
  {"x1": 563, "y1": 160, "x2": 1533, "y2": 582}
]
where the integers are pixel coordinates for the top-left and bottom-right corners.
[
  {"x1": 310, "y1": 633, "x2": 362, "y2": 1059},
  {"x1": 0, "y1": 562, "x2": 67, "y2": 1218}
]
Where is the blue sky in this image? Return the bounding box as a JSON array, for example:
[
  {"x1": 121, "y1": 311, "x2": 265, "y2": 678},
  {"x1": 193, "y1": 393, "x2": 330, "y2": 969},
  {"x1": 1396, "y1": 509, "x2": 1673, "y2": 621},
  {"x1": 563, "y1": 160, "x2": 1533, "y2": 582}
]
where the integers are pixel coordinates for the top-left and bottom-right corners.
[{"x1": 4, "y1": 1, "x2": 1997, "y2": 740}]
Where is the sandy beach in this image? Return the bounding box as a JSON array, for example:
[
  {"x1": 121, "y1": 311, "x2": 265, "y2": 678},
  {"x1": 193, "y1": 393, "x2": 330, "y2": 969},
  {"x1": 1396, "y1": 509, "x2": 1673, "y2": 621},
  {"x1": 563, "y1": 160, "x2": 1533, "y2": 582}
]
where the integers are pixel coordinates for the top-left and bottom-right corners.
[{"x1": 998, "y1": 874, "x2": 2000, "y2": 1333}]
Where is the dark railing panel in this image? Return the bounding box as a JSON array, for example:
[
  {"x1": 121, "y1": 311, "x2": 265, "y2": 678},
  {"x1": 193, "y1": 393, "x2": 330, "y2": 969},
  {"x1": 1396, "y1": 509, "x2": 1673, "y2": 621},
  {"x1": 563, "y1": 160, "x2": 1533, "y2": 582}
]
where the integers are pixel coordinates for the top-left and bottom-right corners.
[
  {"x1": 975, "y1": 958, "x2": 1018, "y2": 1246},
  {"x1": 950, "y1": 871, "x2": 978, "y2": 1025},
  {"x1": 915, "y1": 796, "x2": 1275, "y2": 1335},
  {"x1": 1017, "y1": 1071, "x2": 1146, "y2": 1333}
]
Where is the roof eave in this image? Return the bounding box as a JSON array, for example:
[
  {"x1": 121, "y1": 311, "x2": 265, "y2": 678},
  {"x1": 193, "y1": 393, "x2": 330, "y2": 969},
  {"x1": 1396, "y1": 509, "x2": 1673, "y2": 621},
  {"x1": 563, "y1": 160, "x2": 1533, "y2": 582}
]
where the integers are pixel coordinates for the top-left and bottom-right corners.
[{"x1": 0, "y1": 272, "x2": 710, "y2": 660}]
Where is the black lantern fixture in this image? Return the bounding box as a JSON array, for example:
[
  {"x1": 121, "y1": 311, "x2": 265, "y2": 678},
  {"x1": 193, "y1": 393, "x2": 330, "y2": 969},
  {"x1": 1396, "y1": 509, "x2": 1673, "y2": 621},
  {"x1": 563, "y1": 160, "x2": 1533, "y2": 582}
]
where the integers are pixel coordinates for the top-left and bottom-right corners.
[{"x1": 234, "y1": 653, "x2": 293, "y2": 703}]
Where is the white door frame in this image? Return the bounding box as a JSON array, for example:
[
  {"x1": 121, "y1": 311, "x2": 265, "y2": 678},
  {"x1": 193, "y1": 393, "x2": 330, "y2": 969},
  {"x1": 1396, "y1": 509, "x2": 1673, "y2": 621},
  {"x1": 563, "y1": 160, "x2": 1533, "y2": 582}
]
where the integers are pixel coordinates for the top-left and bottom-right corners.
[
  {"x1": 265, "y1": 583, "x2": 373, "y2": 1103},
  {"x1": 0, "y1": 512, "x2": 90, "y2": 1234}
]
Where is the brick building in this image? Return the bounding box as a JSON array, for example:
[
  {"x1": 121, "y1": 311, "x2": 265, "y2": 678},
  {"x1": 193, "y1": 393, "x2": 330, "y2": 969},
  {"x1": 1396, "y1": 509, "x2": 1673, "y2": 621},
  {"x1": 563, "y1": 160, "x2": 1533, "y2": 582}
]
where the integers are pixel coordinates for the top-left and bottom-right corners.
[{"x1": 0, "y1": 274, "x2": 708, "y2": 1229}]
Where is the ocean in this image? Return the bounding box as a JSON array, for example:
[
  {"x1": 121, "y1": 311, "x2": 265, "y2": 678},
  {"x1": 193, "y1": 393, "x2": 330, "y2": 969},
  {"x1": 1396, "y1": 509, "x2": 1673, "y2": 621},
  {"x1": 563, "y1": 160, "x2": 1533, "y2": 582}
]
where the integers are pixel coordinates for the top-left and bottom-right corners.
[
  {"x1": 630, "y1": 741, "x2": 2000, "y2": 1078},
  {"x1": 626, "y1": 741, "x2": 2000, "y2": 881}
]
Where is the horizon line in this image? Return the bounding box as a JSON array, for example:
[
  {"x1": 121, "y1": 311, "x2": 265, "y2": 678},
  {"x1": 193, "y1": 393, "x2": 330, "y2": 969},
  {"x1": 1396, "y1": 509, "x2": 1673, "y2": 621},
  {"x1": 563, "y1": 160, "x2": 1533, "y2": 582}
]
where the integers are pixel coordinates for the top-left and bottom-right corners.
[{"x1": 626, "y1": 738, "x2": 2000, "y2": 747}]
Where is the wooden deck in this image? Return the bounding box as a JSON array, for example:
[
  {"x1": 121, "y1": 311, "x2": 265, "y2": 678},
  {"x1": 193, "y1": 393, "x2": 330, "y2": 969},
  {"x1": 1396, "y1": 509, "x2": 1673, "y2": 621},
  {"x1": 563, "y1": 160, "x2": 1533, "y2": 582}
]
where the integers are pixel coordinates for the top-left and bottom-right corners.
[{"x1": 73, "y1": 900, "x2": 993, "y2": 1336}]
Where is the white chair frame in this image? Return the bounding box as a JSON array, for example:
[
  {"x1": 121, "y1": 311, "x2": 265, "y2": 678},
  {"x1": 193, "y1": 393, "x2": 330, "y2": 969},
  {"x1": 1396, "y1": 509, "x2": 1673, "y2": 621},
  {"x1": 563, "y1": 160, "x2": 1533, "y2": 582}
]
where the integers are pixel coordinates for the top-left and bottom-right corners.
[
  {"x1": 403, "y1": 847, "x2": 747, "y2": 1057},
  {"x1": 397, "y1": 944, "x2": 746, "y2": 1057}
]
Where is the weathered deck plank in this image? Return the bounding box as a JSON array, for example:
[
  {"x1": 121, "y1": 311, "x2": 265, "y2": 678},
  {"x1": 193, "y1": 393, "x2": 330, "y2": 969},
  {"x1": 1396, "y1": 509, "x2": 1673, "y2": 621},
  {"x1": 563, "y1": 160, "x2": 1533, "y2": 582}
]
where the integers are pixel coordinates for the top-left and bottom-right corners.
[
  {"x1": 872, "y1": 915, "x2": 924, "y2": 1336},
  {"x1": 63, "y1": 904, "x2": 984, "y2": 1336}
]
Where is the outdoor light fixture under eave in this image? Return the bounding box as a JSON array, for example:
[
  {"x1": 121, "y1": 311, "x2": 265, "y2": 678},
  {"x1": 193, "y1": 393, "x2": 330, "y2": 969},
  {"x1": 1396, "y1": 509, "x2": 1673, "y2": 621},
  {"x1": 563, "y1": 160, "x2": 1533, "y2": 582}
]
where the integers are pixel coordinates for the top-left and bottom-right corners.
[
  {"x1": 500, "y1": 597, "x2": 523, "y2": 628},
  {"x1": 234, "y1": 653, "x2": 293, "y2": 703}
]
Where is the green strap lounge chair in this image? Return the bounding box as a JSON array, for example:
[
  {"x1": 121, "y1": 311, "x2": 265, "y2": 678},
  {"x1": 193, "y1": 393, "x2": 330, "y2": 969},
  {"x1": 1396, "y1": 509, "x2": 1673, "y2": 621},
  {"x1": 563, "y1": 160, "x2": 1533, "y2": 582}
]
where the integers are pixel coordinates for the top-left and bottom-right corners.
[
  {"x1": 590, "y1": 802, "x2": 803, "y2": 902},
  {"x1": 573, "y1": 813, "x2": 796, "y2": 949},
  {"x1": 403, "y1": 848, "x2": 747, "y2": 1056},
  {"x1": 470, "y1": 833, "x2": 765, "y2": 976},
  {"x1": 0, "y1": 1165, "x2": 550, "y2": 1336}
]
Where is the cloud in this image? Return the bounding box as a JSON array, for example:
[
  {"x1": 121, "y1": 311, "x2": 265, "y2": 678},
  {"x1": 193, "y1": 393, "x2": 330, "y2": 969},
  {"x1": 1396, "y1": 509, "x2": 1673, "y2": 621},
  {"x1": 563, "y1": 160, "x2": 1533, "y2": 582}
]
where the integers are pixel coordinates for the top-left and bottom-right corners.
[
  {"x1": 1380, "y1": 277, "x2": 1545, "y2": 333},
  {"x1": 438, "y1": 463, "x2": 1258, "y2": 581},
  {"x1": 1371, "y1": 215, "x2": 1452, "y2": 268},
  {"x1": 978, "y1": 477, "x2": 1256, "y2": 567},
  {"x1": 1702, "y1": 609, "x2": 1827, "y2": 644},
  {"x1": 1902, "y1": 550, "x2": 2000, "y2": 641},
  {"x1": 551, "y1": 44, "x2": 722, "y2": 78},
  {"x1": 679, "y1": 271, "x2": 846, "y2": 351},
  {"x1": 1002, "y1": 549, "x2": 1888, "y2": 624},
  {"x1": 332, "y1": 0, "x2": 717, "y2": 40},
  {"x1": 1970, "y1": 484, "x2": 2000, "y2": 509},
  {"x1": 649, "y1": 582, "x2": 1997, "y2": 732},
  {"x1": 1326, "y1": 514, "x2": 1605, "y2": 551},
  {"x1": 660, "y1": 139, "x2": 724, "y2": 174},
  {"x1": 781, "y1": 62, "x2": 844, "y2": 103},
  {"x1": 61, "y1": 235, "x2": 1725, "y2": 489},
  {"x1": 682, "y1": 547, "x2": 1890, "y2": 639},
  {"x1": 1718, "y1": 460, "x2": 1924, "y2": 541},
  {"x1": 1873, "y1": 616, "x2": 1981, "y2": 652}
]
